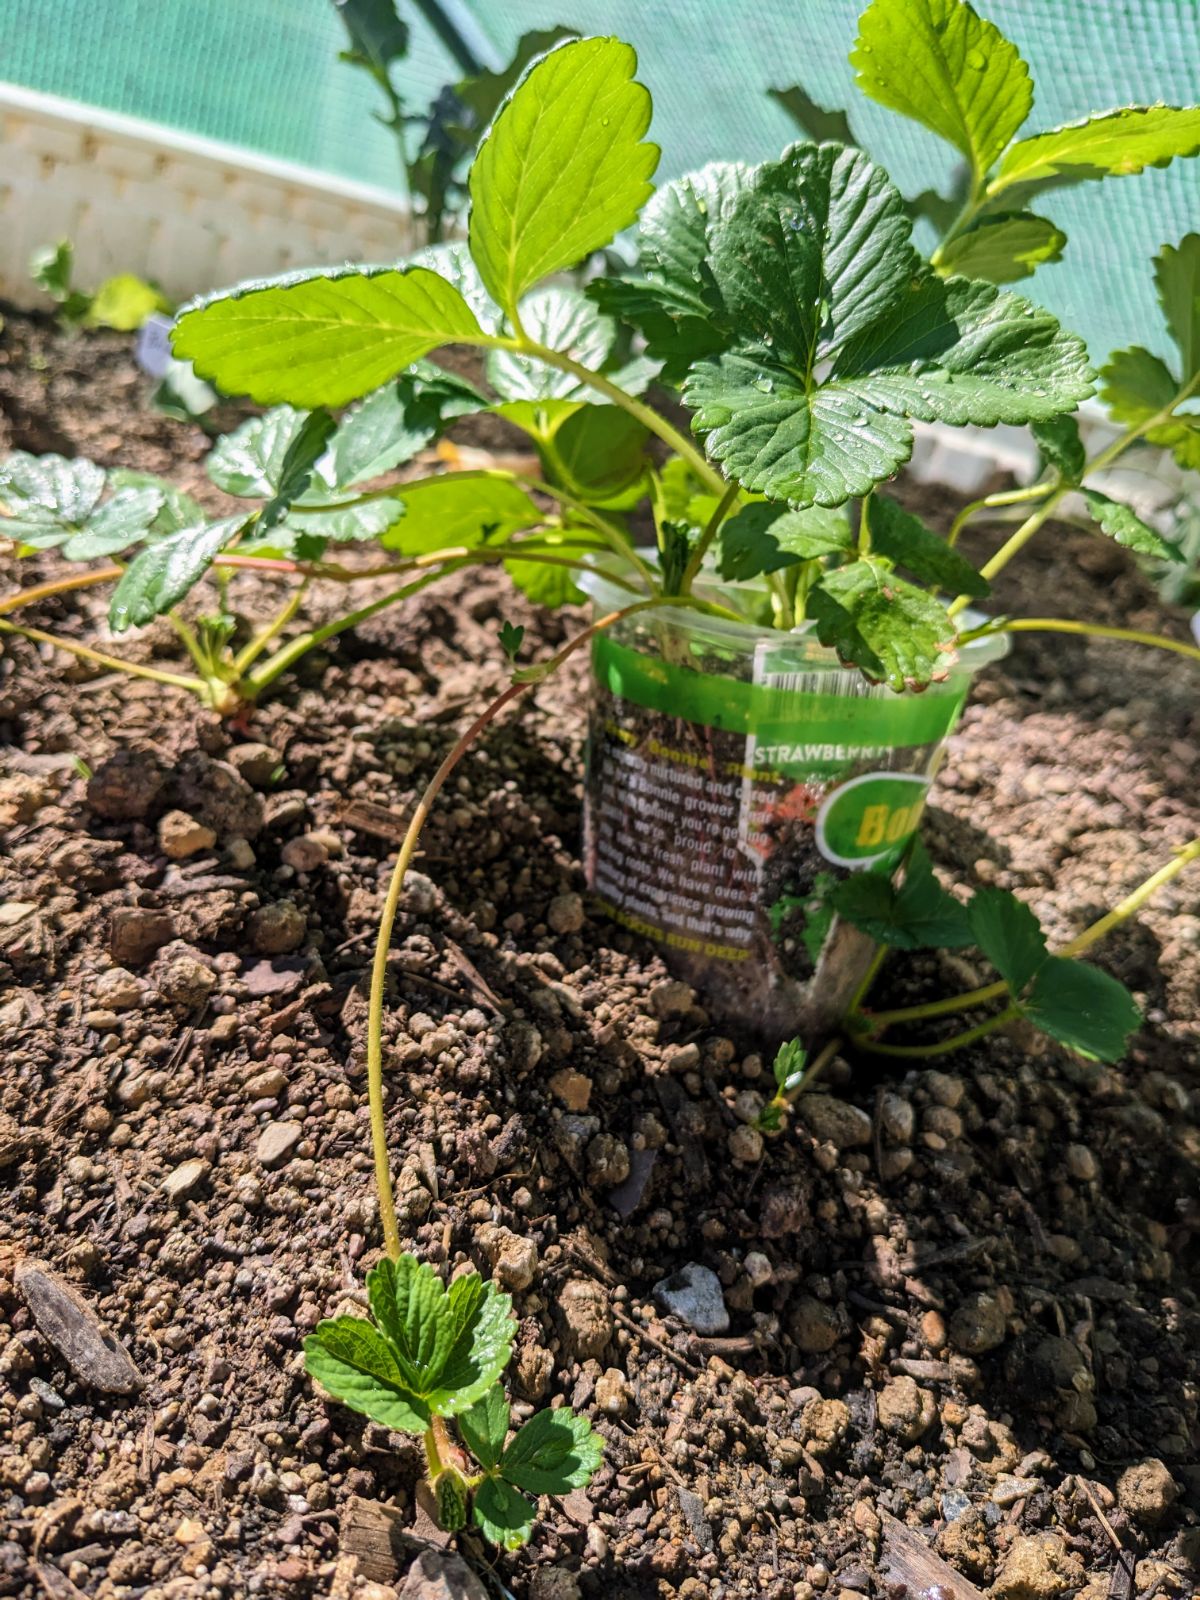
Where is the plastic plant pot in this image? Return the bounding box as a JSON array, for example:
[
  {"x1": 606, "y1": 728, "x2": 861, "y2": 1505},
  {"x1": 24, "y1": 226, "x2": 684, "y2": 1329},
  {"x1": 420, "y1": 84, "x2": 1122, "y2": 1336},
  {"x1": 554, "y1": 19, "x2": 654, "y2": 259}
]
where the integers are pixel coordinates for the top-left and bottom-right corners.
[{"x1": 579, "y1": 569, "x2": 1009, "y2": 1042}]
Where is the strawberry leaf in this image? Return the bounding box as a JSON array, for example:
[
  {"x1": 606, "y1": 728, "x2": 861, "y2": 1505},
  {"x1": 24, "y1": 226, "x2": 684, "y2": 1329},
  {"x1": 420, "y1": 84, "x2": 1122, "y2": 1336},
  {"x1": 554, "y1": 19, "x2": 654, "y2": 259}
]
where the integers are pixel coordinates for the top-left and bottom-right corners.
[
  {"x1": 498, "y1": 1406, "x2": 604, "y2": 1496},
  {"x1": 303, "y1": 1317, "x2": 430, "y2": 1434},
  {"x1": 808, "y1": 560, "x2": 957, "y2": 689},
  {"x1": 832, "y1": 840, "x2": 973, "y2": 950},
  {"x1": 1082, "y1": 490, "x2": 1180, "y2": 562},
  {"x1": 966, "y1": 887, "x2": 1047, "y2": 993},
  {"x1": 109, "y1": 517, "x2": 245, "y2": 632},
  {"x1": 937, "y1": 213, "x2": 1065, "y2": 284},
  {"x1": 473, "y1": 1476, "x2": 535, "y2": 1549},
  {"x1": 457, "y1": 1383, "x2": 510, "y2": 1469},
  {"x1": 992, "y1": 106, "x2": 1200, "y2": 197},
  {"x1": 868, "y1": 494, "x2": 989, "y2": 596},
  {"x1": 1020, "y1": 957, "x2": 1141, "y2": 1062}
]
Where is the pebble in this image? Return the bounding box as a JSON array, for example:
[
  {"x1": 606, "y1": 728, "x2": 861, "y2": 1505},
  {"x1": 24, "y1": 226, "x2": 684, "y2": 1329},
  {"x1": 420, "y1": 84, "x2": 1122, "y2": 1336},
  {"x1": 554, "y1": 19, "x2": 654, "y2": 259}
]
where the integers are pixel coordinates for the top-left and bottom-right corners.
[
  {"x1": 924, "y1": 1071, "x2": 965, "y2": 1109},
  {"x1": 248, "y1": 900, "x2": 306, "y2": 955},
  {"x1": 795, "y1": 1095, "x2": 872, "y2": 1150},
  {"x1": 743, "y1": 1251, "x2": 773, "y2": 1288},
  {"x1": 226, "y1": 742, "x2": 281, "y2": 788},
  {"x1": 256, "y1": 1121, "x2": 302, "y2": 1167},
  {"x1": 158, "y1": 810, "x2": 216, "y2": 860},
  {"x1": 790, "y1": 1296, "x2": 840, "y2": 1353},
  {"x1": 729, "y1": 1124, "x2": 764, "y2": 1163},
  {"x1": 1116, "y1": 1458, "x2": 1178, "y2": 1524},
  {"x1": 558, "y1": 1278, "x2": 613, "y2": 1360},
  {"x1": 481, "y1": 1227, "x2": 538, "y2": 1293},
  {"x1": 876, "y1": 1376, "x2": 936, "y2": 1442},
  {"x1": 992, "y1": 1534, "x2": 1081, "y2": 1600},
  {"x1": 109, "y1": 906, "x2": 174, "y2": 966},
  {"x1": 586, "y1": 1133, "x2": 631, "y2": 1188},
  {"x1": 653, "y1": 1262, "x2": 730, "y2": 1335},
  {"x1": 992, "y1": 1475, "x2": 1038, "y2": 1506},
  {"x1": 90, "y1": 968, "x2": 143, "y2": 1011},
  {"x1": 648, "y1": 979, "x2": 694, "y2": 1018},
  {"x1": 161, "y1": 1159, "x2": 211, "y2": 1204},
  {"x1": 15, "y1": 1259, "x2": 144, "y2": 1394},
  {"x1": 593, "y1": 1367, "x2": 633, "y2": 1416},
  {"x1": 244, "y1": 1067, "x2": 288, "y2": 1098},
  {"x1": 281, "y1": 834, "x2": 329, "y2": 872},
  {"x1": 1064, "y1": 1143, "x2": 1099, "y2": 1182},
  {"x1": 155, "y1": 948, "x2": 217, "y2": 1008},
  {"x1": 878, "y1": 1093, "x2": 914, "y2": 1144},
  {"x1": 950, "y1": 1291, "x2": 1007, "y2": 1355},
  {"x1": 547, "y1": 892, "x2": 585, "y2": 935},
  {"x1": 549, "y1": 1069, "x2": 592, "y2": 1112}
]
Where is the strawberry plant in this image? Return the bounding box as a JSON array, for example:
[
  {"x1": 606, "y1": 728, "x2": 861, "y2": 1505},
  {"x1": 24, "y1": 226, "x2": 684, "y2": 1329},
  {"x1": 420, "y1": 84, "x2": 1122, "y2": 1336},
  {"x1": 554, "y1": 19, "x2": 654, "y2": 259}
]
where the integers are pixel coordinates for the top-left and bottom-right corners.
[{"x1": 304, "y1": 1253, "x2": 602, "y2": 1547}]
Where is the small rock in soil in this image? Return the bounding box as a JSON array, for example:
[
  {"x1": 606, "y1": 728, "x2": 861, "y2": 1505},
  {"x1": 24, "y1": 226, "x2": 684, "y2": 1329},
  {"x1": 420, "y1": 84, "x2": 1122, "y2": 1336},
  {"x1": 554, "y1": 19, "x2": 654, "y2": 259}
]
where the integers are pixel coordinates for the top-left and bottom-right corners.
[
  {"x1": 398, "y1": 1547, "x2": 488, "y2": 1600},
  {"x1": 86, "y1": 748, "x2": 165, "y2": 820},
  {"x1": 15, "y1": 1259, "x2": 144, "y2": 1394},
  {"x1": 549, "y1": 1068, "x2": 592, "y2": 1111},
  {"x1": 558, "y1": 1278, "x2": 613, "y2": 1360},
  {"x1": 161, "y1": 1158, "x2": 211, "y2": 1204},
  {"x1": 795, "y1": 1093, "x2": 872, "y2": 1150},
  {"x1": 950, "y1": 1290, "x2": 1008, "y2": 1355},
  {"x1": 153, "y1": 943, "x2": 217, "y2": 1008},
  {"x1": 108, "y1": 906, "x2": 174, "y2": 966},
  {"x1": 594, "y1": 1367, "x2": 633, "y2": 1415},
  {"x1": 791, "y1": 1295, "x2": 840, "y2": 1353},
  {"x1": 226, "y1": 741, "x2": 281, "y2": 788},
  {"x1": 547, "y1": 891, "x2": 585, "y2": 934},
  {"x1": 877, "y1": 1375, "x2": 937, "y2": 1442},
  {"x1": 248, "y1": 899, "x2": 307, "y2": 954},
  {"x1": 652, "y1": 1262, "x2": 730, "y2": 1335},
  {"x1": 1116, "y1": 1457, "x2": 1178, "y2": 1524},
  {"x1": 158, "y1": 809, "x2": 216, "y2": 860},
  {"x1": 175, "y1": 750, "x2": 264, "y2": 839},
  {"x1": 90, "y1": 967, "x2": 142, "y2": 1010},
  {"x1": 256, "y1": 1121, "x2": 302, "y2": 1168},
  {"x1": 991, "y1": 1534, "x2": 1083, "y2": 1600},
  {"x1": 281, "y1": 832, "x2": 329, "y2": 871}
]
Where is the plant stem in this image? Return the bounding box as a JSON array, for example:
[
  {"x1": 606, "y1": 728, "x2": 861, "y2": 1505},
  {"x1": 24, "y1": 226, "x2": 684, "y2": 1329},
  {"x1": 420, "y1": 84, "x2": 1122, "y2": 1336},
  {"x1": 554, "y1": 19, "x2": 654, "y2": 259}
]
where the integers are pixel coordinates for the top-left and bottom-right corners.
[
  {"x1": 363, "y1": 600, "x2": 662, "y2": 1258},
  {"x1": 233, "y1": 580, "x2": 310, "y2": 676},
  {"x1": 960, "y1": 616, "x2": 1200, "y2": 664},
  {"x1": 947, "y1": 489, "x2": 1066, "y2": 616},
  {"x1": 0, "y1": 566, "x2": 124, "y2": 613},
  {"x1": 859, "y1": 1005, "x2": 1023, "y2": 1059},
  {"x1": 929, "y1": 180, "x2": 986, "y2": 269},
  {"x1": 424, "y1": 1416, "x2": 451, "y2": 1478},
  {"x1": 0, "y1": 616, "x2": 206, "y2": 694},
  {"x1": 946, "y1": 483, "x2": 1052, "y2": 548},
  {"x1": 679, "y1": 481, "x2": 740, "y2": 594},
  {"x1": 843, "y1": 944, "x2": 889, "y2": 1020},
  {"x1": 514, "y1": 339, "x2": 729, "y2": 497},
  {"x1": 859, "y1": 836, "x2": 1200, "y2": 1031}
]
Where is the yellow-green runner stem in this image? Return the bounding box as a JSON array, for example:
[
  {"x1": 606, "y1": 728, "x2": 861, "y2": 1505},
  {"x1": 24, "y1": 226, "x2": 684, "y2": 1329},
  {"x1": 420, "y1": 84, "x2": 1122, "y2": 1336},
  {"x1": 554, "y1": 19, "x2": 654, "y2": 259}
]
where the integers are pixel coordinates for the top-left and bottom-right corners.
[
  {"x1": 233, "y1": 579, "x2": 311, "y2": 676},
  {"x1": 946, "y1": 483, "x2": 1053, "y2": 548},
  {"x1": 843, "y1": 944, "x2": 889, "y2": 1021},
  {"x1": 859, "y1": 1006, "x2": 1023, "y2": 1059},
  {"x1": 364, "y1": 598, "x2": 665, "y2": 1259},
  {"x1": 857, "y1": 836, "x2": 1200, "y2": 1033},
  {"x1": 0, "y1": 566, "x2": 124, "y2": 613},
  {"x1": 961, "y1": 616, "x2": 1200, "y2": 664},
  {"x1": 0, "y1": 616, "x2": 206, "y2": 695}
]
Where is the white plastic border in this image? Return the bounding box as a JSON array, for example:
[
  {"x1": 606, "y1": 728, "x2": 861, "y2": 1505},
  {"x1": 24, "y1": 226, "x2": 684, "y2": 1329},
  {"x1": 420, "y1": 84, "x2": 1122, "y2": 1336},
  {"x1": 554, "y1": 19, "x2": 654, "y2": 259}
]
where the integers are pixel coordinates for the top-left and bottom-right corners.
[{"x1": 0, "y1": 84, "x2": 414, "y2": 307}]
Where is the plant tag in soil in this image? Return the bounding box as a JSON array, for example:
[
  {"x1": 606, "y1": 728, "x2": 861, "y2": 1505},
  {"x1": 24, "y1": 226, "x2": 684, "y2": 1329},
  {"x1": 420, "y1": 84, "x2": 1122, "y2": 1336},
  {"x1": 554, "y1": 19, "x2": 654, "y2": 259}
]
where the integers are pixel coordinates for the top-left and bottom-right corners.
[{"x1": 583, "y1": 623, "x2": 969, "y2": 1038}]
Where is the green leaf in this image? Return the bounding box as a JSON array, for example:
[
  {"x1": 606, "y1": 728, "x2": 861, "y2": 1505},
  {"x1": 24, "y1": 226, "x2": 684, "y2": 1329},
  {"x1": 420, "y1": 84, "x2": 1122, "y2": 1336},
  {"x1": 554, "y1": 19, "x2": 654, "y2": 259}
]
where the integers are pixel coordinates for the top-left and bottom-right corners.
[
  {"x1": 457, "y1": 27, "x2": 579, "y2": 126},
  {"x1": 31, "y1": 240, "x2": 74, "y2": 301},
  {"x1": 333, "y1": 0, "x2": 409, "y2": 77},
  {"x1": 589, "y1": 163, "x2": 750, "y2": 381},
  {"x1": 992, "y1": 106, "x2": 1200, "y2": 195},
  {"x1": 1082, "y1": 489, "x2": 1180, "y2": 562},
  {"x1": 430, "y1": 1271, "x2": 516, "y2": 1415},
  {"x1": 868, "y1": 494, "x2": 989, "y2": 596},
  {"x1": 303, "y1": 1317, "x2": 429, "y2": 1435},
  {"x1": 937, "y1": 213, "x2": 1065, "y2": 284},
  {"x1": 108, "y1": 471, "x2": 206, "y2": 537},
  {"x1": 1156, "y1": 233, "x2": 1200, "y2": 382},
  {"x1": 378, "y1": 476, "x2": 541, "y2": 554},
  {"x1": 1098, "y1": 345, "x2": 1178, "y2": 426},
  {"x1": 467, "y1": 37, "x2": 658, "y2": 317},
  {"x1": 60, "y1": 488, "x2": 165, "y2": 560},
  {"x1": 172, "y1": 266, "x2": 486, "y2": 408},
  {"x1": 473, "y1": 1476, "x2": 535, "y2": 1550},
  {"x1": 109, "y1": 518, "x2": 243, "y2": 632},
  {"x1": 1031, "y1": 414, "x2": 1085, "y2": 481},
  {"x1": 832, "y1": 840, "x2": 973, "y2": 950},
  {"x1": 284, "y1": 501, "x2": 397, "y2": 543},
  {"x1": 498, "y1": 621, "x2": 525, "y2": 663},
  {"x1": 808, "y1": 560, "x2": 957, "y2": 690},
  {"x1": 457, "y1": 1383, "x2": 510, "y2": 1469},
  {"x1": 718, "y1": 502, "x2": 853, "y2": 581},
  {"x1": 324, "y1": 384, "x2": 434, "y2": 489},
  {"x1": 684, "y1": 148, "x2": 1090, "y2": 507},
  {"x1": 488, "y1": 287, "x2": 616, "y2": 402},
  {"x1": 548, "y1": 404, "x2": 648, "y2": 504},
  {"x1": 772, "y1": 1038, "x2": 807, "y2": 1095},
  {"x1": 966, "y1": 886, "x2": 1047, "y2": 992},
  {"x1": 1021, "y1": 957, "x2": 1141, "y2": 1062},
  {"x1": 207, "y1": 408, "x2": 311, "y2": 498},
  {"x1": 0, "y1": 452, "x2": 105, "y2": 524},
  {"x1": 851, "y1": 0, "x2": 1033, "y2": 182},
  {"x1": 368, "y1": 1256, "x2": 455, "y2": 1395},
  {"x1": 505, "y1": 531, "x2": 595, "y2": 606},
  {"x1": 86, "y1": 274, "x2": 167, "y2": 331},
  {"x1": 768, "y1": 85, "x2": 857, "y2": 147},
  {"x1": 499, "y1": 1406, "x2": 604, "y2": 1496},
  {"x1": 261, "y1": 408, "x2": 337, "y2": 529}
]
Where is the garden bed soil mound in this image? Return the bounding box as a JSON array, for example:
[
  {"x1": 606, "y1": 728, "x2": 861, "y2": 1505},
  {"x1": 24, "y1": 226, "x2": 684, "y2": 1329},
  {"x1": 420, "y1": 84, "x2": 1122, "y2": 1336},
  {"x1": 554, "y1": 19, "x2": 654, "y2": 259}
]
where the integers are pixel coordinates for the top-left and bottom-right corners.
[{"x1": 0, "y1": 312, "x2": 1198, "y2": 1600}]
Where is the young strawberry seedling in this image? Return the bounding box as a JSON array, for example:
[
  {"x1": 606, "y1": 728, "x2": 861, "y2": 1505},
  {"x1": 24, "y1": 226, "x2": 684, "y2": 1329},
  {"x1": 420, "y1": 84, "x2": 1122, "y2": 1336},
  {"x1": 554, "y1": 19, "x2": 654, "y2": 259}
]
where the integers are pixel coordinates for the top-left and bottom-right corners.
[{"x1": 303, "y1": 1253, "x2": 602, "y2": 1547}]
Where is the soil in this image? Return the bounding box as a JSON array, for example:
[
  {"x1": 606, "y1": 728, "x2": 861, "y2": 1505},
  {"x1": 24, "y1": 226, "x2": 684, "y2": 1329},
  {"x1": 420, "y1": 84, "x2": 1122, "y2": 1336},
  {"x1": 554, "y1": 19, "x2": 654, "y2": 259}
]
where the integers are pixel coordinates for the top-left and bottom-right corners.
[{"x1": 1, "y1": 308, "x2": 1198, "y2": 1600}]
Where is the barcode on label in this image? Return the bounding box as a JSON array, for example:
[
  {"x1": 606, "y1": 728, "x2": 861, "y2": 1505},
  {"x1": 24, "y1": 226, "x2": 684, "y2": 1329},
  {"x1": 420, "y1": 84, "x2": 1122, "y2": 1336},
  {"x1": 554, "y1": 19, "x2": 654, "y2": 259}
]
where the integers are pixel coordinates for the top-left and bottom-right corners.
[{"x1": 758, "y1": 668, "x2": 890, "y2": 700}]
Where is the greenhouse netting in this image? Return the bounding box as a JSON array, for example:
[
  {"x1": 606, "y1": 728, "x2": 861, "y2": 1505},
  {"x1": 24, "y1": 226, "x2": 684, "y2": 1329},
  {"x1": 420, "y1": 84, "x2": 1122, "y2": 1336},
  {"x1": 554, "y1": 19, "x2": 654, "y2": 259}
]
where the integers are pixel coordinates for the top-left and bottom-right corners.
[{"x1": 2, "y1": 0, "x2": 1198, "y2": 364}]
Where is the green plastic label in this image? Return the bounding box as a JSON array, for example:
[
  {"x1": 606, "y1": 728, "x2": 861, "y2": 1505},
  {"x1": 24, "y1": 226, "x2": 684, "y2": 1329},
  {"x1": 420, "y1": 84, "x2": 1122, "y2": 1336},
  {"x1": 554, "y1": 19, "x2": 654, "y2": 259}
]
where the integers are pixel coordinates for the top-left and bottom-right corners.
[{"x1": 815, "y1": 771, "x2": 930, "y2": 867}]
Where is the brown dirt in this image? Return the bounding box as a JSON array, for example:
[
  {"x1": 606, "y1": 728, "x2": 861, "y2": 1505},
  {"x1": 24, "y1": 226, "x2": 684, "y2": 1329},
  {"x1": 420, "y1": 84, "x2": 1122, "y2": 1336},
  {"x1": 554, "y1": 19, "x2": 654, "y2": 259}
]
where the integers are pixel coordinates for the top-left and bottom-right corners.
[{"x1": 0, "y1": 310, "x2": 1198, "y2": 1600}]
